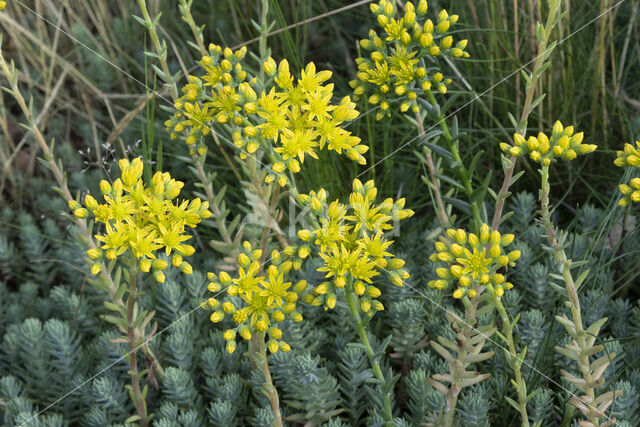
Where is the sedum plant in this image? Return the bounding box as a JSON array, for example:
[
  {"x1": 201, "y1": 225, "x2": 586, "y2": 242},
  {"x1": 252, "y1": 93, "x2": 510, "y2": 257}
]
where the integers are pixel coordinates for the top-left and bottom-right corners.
[
  {"x1": 71, "y1": 157, "x2": 210, "y2": 425},
  {"x1": 0, "y1": 1, "x2": 637, "y2": 426}
]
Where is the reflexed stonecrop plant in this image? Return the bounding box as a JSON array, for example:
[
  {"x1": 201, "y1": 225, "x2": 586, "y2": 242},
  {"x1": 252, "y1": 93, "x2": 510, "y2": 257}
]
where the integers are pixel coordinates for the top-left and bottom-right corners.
[
  {"x1": 69, "y1": 157, "x2": 211, "y2": 425},
  {"x1": 295, "y1": 178, "x2": 414, "y2": 423},
  {"x1": 615, "y1": 141, "x2": 640, "y2": 206},
  {"x1": 351, "y1": 0, "x2": 468, "y2": 119},
  {"x1": 205, "y1": 241, "x2": 305, "y2": 355},
  {"x1": 165, "y1": 44, "x2": 368, "y2": 186},
  {"x1": 72, "y1": 158, "x2": 211, "y2": 282},
  {"x1": 1, "y1": 0, "x2": 638, "y2": 426}
]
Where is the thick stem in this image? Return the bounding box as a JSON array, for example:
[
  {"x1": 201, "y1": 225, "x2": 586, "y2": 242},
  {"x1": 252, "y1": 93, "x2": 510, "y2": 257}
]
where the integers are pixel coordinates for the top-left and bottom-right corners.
[
  {"x1": 126, "y1": 264, "x2": 148, "y2": 427},
  {"x1": 179, "y1": 0, "x2": 206, "y2": 55},
  {"x1": 345, "y1": 284, "x2": 393, "y2": 425},
  {"x1": 442, "y1": 292, "x2": 480, "y2": 427},
  {"x1": 494, "y1": 296, "x2": 530, "y2": 427},
  {"x1": 415, "y1": 111, "x2": 450, "y2": 228},
  {"x1": 539, "y1": 165, "x2": 598, "y2": 425},
  {"x1": 255, "y1": 333, "x2": 284, "y2": 427},
  {"x1": 491, "y1": 0, "x2": 560, "y2": 230}
]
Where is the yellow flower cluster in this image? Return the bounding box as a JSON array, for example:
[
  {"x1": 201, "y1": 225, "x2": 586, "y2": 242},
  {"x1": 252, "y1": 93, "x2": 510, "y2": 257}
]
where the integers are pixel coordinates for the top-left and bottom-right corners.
[
  {"x1": 0, "y1": 2, "x2": 5, "y2": 11},
  {"x1": 499, "y1": 121, "x2": 597, "y2": 165},
  {"x1": 166, "y1": 43, "x2": 368, "y2": 186},
  {"x1": 167, "y1": 44, "x2": 255, "y2": 156},
  {"x1": 350, "y1": 0, "x2": 468, "y2": 120},
  {"x1": 205, "y1": 241, "x2": 305, "y2": 354},
  {"x1": 259, "y1": 59, "x2": 369, "y2": 185},
  {"x1": 428, "y1": 224, "x2": 520, "y2": 299},
  {"x1": 614, "y1": 141, "x2": 640, "y2": 168},
  {"x1": 69, "y1": 158, "x2": 211, "y2": 282},
  {"x1": 614, "y1": 141, "x2": 640, "y2": 206},
  {"x1": 297, "y1": 179, "x2": 413, "y2": 316}
]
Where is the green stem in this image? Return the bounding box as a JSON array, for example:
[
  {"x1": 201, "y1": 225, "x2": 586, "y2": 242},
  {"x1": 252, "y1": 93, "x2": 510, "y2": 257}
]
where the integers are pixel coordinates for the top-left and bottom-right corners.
[
  {"x1": 254, "y1": 333, "x2": 284, "y2": 427},
  {"x1": 539, "y1": 165, "x2": 599, "y2": 426},
  {"x1": 491, "y1": 0, "x2": 561, "y2": 230},
  {"x1": 493, "y1": 294, "x2": 530, "y2": 427},
  {"x1": 179, "y1": 0, "x2": 206, "y2": 55},
  {"x1": 126, "y1": 262, "x2": 149, "y2": 427},
  {"x1": 259, "y1": 0, "x2": 269, "y2": 86},
  {"x1": 442, "y1": 292, "x2": 480, "y2": 427},
  {"x1": 136, "y1": 0, "x2": 179, "y2": 99},
  {"x1": 425, "y1": 91, "x2": 482, "y2": 231},
  {"x1": 345, "y1": 283, "x2": 393, "y2": 425}
]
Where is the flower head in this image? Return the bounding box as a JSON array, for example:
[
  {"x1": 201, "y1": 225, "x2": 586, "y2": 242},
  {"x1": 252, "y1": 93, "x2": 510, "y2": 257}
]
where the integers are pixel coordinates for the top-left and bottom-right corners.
[
  {"x1": 296, "y1": 179, "x2": 413, "y2": 315},
  {"x1": 614, "y1": 141, "x2": 640, "y2": 168},
  {"x1": 613, "y1": 141, "x2": 640, "y2": 206},
  {"x1": 166, "y1": 44, "x2": 368, "y2": 185},
  {"x1": 499, "y1": 121, "x2": 596, "y2": 165},
  {"x1": 206, "y1": 241, "x2": 303, "y2": 354},
  {"x1": 351, "y1": 0, "x2": 468, "y2": 119},
  {"x1": 428, "y1": 224, "x2": 519, "y2": 299},
  {"x1": 70, "y1": 158, "x2": 210, "y2": 281}
]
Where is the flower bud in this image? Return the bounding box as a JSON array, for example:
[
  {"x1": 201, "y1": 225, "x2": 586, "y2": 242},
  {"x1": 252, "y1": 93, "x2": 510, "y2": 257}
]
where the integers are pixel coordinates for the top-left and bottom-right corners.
[
  {"x1": 87, "y1": 248, "x2": 101, "y2": 260},
  {"x1": 210, "y1": 311, "x2": 224, "y2": 322},
  {"x1": 153, "y1": 271, "x2": 165, "y2": 283},
  {"x1": 84, "y1": 194, "x2": 98, "y2": 210}
]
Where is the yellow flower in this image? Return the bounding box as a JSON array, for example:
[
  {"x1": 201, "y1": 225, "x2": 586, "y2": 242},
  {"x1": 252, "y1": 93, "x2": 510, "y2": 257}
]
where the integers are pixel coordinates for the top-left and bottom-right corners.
[
  {"x1": 351, "y1": 0, "x2": 469, "y2": 119},
  {"x1": 206, "y1": 241, "x2": 302, "y2": 354},
  {"x1": 614, "y1": 141, "x2": 640, "y2": 168},
  {"x1": 168, "y1": 46, "x2": 368, "y2": 183},
  {"x1": 428, "y1": 224, "x2": 518, "y2": 299},
  {"x1": 297, "y1": 178, "x2": 412, "y2": 315},
  {"x1": 73, "y1": 158, "x2": 209, "y2": 281},
  {"x1": 500, "y1": 121, "x2": 596, "y2": 164}
]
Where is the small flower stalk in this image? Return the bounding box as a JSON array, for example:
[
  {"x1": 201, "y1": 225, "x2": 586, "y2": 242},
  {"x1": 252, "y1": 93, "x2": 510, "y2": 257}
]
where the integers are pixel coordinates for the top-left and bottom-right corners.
[
  {"x1": 532, "y1": 123, "x2": 622, "y2": 427},
  {"x1": 427, "y1": 223, "x2": 521, "y2": 426},
  {"x1": 204, "y1": 242, "x2": 305, "y2": 427},
  {"x1": 298, "y1": 178, "x2": 413, "y2": 425},
  {"x1": 71, "y1": 158, "x2": 210, "y2": 426}
]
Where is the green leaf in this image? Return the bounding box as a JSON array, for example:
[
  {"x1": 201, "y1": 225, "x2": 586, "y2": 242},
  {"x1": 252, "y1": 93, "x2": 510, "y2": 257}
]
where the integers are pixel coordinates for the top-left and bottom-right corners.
[
  {"x1": 443, "y1": 197, "x2": 471, "y2": 215},
  {"x1": 104, "y1": 301, "x2": 123, "y2": 313},
  {"x1": 468, "y1": 149, "x2": 486, "y2": 178},
  {"x1": 423, "y1": 141, "x2": 453, "y2": 161},
  {"x1": 430, "y1": 340, "x2": 455, "y2": 363},
  {"x1": 435, "y1": 173, "x2": 465, "y2": 191},
  {"x1": 504, "y1": 396, "x2": 521, "y2": 412},
  {"x1": 574, "y1": 269, "x2": 590, "y2": 289},
  {"x1": 125, "y1": 415, "x2": 142, "y2": 424},
  {"x1": 131, "y1": 14, "x2": 147, "y2": 27}
]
